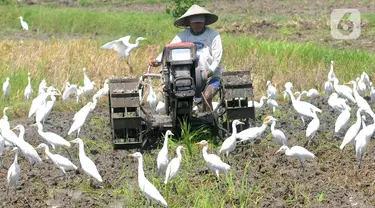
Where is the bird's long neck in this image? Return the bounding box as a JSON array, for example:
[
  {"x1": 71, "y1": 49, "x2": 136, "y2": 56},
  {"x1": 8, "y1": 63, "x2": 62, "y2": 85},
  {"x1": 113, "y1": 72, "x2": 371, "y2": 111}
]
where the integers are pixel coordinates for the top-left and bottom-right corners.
[
  {"x1": 287, "y1": 90, "x2": 296, "y2": 103},
  {"x1": 18, "y1": 128, "x2": 25, "y2": 141},
  {"x1": 202, "y1": 146, "x2": 209, "y2": 160},
  {"x1": 149, "y1": 80, "x2": 153, "y2": 93},
  {"x1": 231, "y1": 122, "x2": 238, "y2": 136},
  {"x1": 176, "y1": 149, "x2": 182, "y2": 160},
  {"x1": 137, "y1": 157, "x2": 145, "y2": 183},
  {"x1": 284, "y1": 147, "x2": 292, "y2": 156},
  {"x1": 355, "y1": 110, "x2": 362, "y2": 125},
  {"x1": 271, "y1": 121, "x2": 276, "y2": 132},
  {"x1": 13, "y1": 150, "x2": 18, "y2": 164},
  {"x1": 162, "y1": 135, "x2": 169, "y2": 150},
  {"x1": 28, "y1": 76, "x2": 31, "y2": 86},
  {"x1": 78, "y1": 141, "x2": 86, "y2": 158},
  {"x1": 134, "y1": 39, "x2": 142, "y2": 47},
  {"x1": 44, "y1": 146, "x2": 53, "y2": 158},
  {"x1": 259, "y1": 98, "x2": 264, "y2": 106},
  {"x1": 260, "y1": 123, "x2": 267, "y2": 132}
]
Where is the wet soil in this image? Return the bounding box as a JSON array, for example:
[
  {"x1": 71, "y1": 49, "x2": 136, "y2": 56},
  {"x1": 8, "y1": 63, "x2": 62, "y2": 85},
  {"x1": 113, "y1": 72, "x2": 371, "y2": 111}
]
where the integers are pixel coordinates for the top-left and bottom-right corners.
[{"x1": 0, "y1": 96, "x2": 375, "y2": 207}]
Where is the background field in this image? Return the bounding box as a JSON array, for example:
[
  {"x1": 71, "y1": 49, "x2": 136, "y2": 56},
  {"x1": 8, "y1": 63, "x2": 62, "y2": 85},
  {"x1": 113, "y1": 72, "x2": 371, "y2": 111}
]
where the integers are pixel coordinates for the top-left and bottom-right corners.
[{"x1": 1, "y1": 0, "x2": 375, "y2": 207}]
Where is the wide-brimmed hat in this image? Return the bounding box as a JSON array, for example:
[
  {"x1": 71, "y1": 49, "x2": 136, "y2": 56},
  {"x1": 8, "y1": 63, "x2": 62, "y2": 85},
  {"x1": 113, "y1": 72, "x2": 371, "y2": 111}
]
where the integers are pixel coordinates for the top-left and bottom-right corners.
[{"x1": 174, "y1": 4, "x2": 218, "y2": 27}]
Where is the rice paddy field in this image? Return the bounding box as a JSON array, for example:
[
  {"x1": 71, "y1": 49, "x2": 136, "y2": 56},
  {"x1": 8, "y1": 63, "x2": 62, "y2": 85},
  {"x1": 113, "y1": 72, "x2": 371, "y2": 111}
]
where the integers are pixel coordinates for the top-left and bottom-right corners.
[{"x1": 1, "y1": 0, "x2": 375, "y2": 207}]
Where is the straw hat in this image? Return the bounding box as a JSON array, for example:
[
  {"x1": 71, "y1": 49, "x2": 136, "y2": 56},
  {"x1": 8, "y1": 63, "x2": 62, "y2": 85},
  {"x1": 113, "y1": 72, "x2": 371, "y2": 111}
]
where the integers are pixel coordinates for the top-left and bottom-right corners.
[{"x1": 174, "y1": 4, "x2": 218, "y2": 27}]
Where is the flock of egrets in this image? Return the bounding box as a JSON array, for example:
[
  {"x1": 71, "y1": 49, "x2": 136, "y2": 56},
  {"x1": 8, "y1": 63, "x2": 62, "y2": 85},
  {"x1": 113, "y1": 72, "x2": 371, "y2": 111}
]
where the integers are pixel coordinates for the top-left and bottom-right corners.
[{"x1": 1, "y1": 68, "x2": 108, "y2": 196}]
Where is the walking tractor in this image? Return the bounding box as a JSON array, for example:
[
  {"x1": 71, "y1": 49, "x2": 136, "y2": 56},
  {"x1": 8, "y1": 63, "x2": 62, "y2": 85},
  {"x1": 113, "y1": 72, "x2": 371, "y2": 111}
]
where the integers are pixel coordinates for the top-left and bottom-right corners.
[{"x1": 108, "y1": 42, "x2": 256, "y2": 149}]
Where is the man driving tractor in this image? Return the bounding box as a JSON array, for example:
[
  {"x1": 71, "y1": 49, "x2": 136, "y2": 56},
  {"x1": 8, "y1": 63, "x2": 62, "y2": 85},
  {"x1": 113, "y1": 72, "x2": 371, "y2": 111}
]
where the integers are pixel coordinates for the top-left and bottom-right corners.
[{"x1": 148, "y1": 4, "x2": 223, "y2": 112}]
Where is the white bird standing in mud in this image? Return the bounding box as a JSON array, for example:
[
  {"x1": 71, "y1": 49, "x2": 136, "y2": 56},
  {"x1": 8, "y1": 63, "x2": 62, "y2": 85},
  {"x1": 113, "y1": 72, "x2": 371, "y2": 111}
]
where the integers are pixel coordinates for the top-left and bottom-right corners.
[
  {"x1": 101, "y1": 35, "x2": 146, "y2": 72},
  {"x1": 157, "y1": 130, "x2": 173, "y2": 176},
  {"x1": 305, "y1": 109, "x2": 320, "y2": 146},
  {"x1": 331, "y1": 77, "x2": 356, "y2": 103},
  {"x1": 24, "y1": 72, "x2": 33, "y2": 100},
  {"x1": 347, "y1": 80, "x2": 375, "y2": 118},
  {"x1": 283, "y1": 82, "x2": 293, "y2": 100},
  {"x1": 36, "y1": 143, "x2": 77, "y2": 177},
  {"x1": 248, "y1": 95, "x2": 267, "y2": 108},
  {"x1": 328, "y1": 93, "x2": 351, "y2": 113},
  {"x1": 38, "y1": 79, "x2": 47, "y2": 95},
  {"x1": 219, "y1": 120, "x2": 244, "y2": 157},
  {"x1": 70, "y1": 138, "x2": 103, "y2": 183},
  {"x1": 267, "y1": 94, "x2": 279, "y2": 113},
  {"x1": 95, "y1": 79, "x2": 109, "y2": 99},
  {"x1": 340, "y1": 108, "x2": 363, "y2": 150},
  {"x1": 7, "y1": 147, "x2": 20, "y2": 195},
  {"x1": 328, "y1": 60, "x2": 336, "y2": 81},
  {"x1": 62, "y1": 82, "x2": 77, "y2": 101},
  {"x1": 82, "y1": 68, "x2": 95, "y2": 97},
  {"x1": 324, "y1": 80, "x2": 334, "y2": 97},
  {"x1": 236, "y1": 116, "x2": 274, "y2": 154},
  {"x1": 3, "y1": 77, "x2": 10, "y2": 100},
  {"x1": 355, "y1": 121, "x2": 375, "y2": 168},
  {"x1": 269, "y1": 117, "x2": 287, "y2": 146},
  {"x1": 68, "y1": 95, "x2": 98, "y2": 137},
  {"x1": 306, "y1": 88, "x2": 319, "y2": 99},
  {"x1": 197, "y1": 140, "x2": 230, "y2": 178},
  {"x1": 334, "y1": 105, "x2": 351, "y2": 134},
  {"x1": 19, "y1": 16, "x2": 29, "y2": 31},
  {"x1": 266, "y1": 80, "x2": 277, "y2": 100},
  {"x1": 147, "y1": 79, "x2": 157, "y2": 113},
  {"x1": 128, "y1": 152, "x2": 168, "y2": 207},
  {"x1": 35, "y1": 91, "x2": 58, "y2": 125},
  {"x1": 285, "y1": 90, "x2": 321, "y2": 125},
  {"x1": 32, "y1": 122, "x2": 71, "y2": 150},
  {"x1": 164, "y1": 145, "x2": 184, "y2": 185},
  {"x1": 274, "y1": 145, "x2": 315, "y2": 170}
]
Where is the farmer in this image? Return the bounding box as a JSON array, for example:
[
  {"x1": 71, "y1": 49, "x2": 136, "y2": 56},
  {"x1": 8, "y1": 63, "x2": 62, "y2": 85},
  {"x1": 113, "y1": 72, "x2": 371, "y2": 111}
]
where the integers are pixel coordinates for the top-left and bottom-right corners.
[{"x1": 148, "y1": 4, "x2": 223, "y2": 112}]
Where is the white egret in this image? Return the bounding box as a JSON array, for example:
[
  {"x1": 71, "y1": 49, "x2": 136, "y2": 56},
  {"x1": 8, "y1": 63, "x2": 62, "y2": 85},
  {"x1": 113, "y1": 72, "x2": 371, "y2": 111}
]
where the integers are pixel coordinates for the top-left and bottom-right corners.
[
  {"x1": 128, "y1": 152, "x2": 168, "y2": 207},
  {"x1": 101, "y1": 35, "x2": 146, "y2": 72},
  {"x1": 0, "y1": 107, "x2": 10, "y2": 131},
  {"x1": 95, "y1": 79, "x2": 109, "y2": 99},
  {"x1": 7, "y1": 147, "x2": 20, "y2": 195},
  {"x1": 19, "y1": 16, "x2": 28, "y2": 31},
  {"x1": 0, "y1": 134, "x2": 5, "y2": 169},
  {"x1": 269, "y1": 117, "x2": 287, "y2": 146},
  {"x1": 32, "y1": 122, "x2": 71, "y2": 149},
  {"x1": 347, "y1": 80, "x2": 374, "y2": 118},
  {"x1": 361, "y1": 115, "x2": 367, "y2": 129},
  {"x1": 147, "y1": 78, "x2": 157, "y2": 113},
  {"x1": 370, "y1": 82, "x2": 375, "y2": 102},
  {"x1": 356, "y1": 77, "x2": 366, "y2": 96},
  {"x1": 35, "y1": 92, "x2": 58, "y2": 125},
  {"x1": 266, "y1": 80, "x2": 277, "y2": 99},
  {"x1": 76, "y1": 86, "x2": 84, "y2": 103},
  {"x1": 236, "y1": 115, "x2": 273, "y2": 144},
  {"x1": 36, "y1": 143, "x2": 77, "y2": 177},
  {"x1": 331, "y1": 77, "x2": 356, "y2": 103},
  {"x1": 68, "y1": 95, "x2": 98, "y2": 137},
  {"x1": 1, "y1": 127, "x2": 42, "y2": 165},
  {"x1": 62, "y1": 82, "x2": 77, "y2": 101},
  {"x1": 306, "y1": 88, "x2": 319, "y2": 99},
  {"x1": 328, "y1": 60, "x2": 336, "y2": 80},
  {"x1": 355, "y1": 127, "x2": 372, "y2": 168},
  {"x1": 157, "y1": 130, "x2": 173, "y2": 176},
  {"x1": 248, "y1": 96, "x2": 267, "y2": 108},
  {"x1": 328, "y1": 93, "x2": 351, "y2": 112},
  {"x1": 29, "y1": 86, "x2": 55, "y2": 118},
  {"x1": 361, "y1": 72, "x2": 370, "y2": 88},
  {"x1": 155, "y1": 101, "x2": 165, "y2": 115},
  {"x1": 70, "y1": 138, "x2": 102, "y2": 182},
  {"x1": 285, "y1": 90, "x2": 321, "y2": 125},
  {"x1": 267, "y1": 94, "x2": 278, "y2": 113},
  {"x1": 24, "y1": 72, "x2": 33, "y2": 100},
  {"x1": 305, "y1": 109, "x2": 320, "y2": 146},
  {"x1": 275, "y1": 145, "x2": 315, "y2": 169},
  {"x1": 334, "y1": 105, "x2": 351, "y2": 133},
  {"x1": 340, "y1": 108, "x2": 363, "y2": 150},
  {"x1": 197, "y1": 140, "x2": 230, "y2": 178},
  {"x1": 219, "y1": 120, "x2": 244, "y2": 157},
  {"x1": 38, "y1": 79, "x2": 47, "y2": 95},
  {"x1": 164, "y1": 145, "x2": 184, "y2": 184},
  {"x1": 283, "y1": 82, "x2": 293, "y2": 100},
  {"x1": 3, "y1": 77, "x2": 10, "y2": 100},
  {"x1": 82, "y1": 68, "x2": 95, "y2": 97},
  {"x1": 294, "y1": 91, "x2": 307, "y2": 101},
  {"x1": 324, "y1": 80, "x2": 334, "y2": 97}
]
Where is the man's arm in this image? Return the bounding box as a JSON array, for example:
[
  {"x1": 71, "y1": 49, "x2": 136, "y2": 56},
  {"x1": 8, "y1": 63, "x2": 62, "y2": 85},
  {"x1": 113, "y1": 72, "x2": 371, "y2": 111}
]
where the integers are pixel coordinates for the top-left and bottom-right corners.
[{"x1": 208, "y1": 35, "x2": 223, "y2": 76}]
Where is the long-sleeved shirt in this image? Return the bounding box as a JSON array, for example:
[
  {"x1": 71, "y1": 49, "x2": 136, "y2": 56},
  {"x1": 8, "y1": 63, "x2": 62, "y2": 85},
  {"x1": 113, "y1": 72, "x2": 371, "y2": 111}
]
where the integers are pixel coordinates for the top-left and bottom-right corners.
[{"x1": 156, "y1": 27, "x2": 223, "y2": 80}]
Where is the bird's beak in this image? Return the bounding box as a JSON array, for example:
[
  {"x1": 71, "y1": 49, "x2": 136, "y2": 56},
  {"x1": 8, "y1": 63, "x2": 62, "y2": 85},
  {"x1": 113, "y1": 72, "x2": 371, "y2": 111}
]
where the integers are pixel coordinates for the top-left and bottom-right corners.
[
  {"x1": 239, "y1": 122, "x2": 245, "y2": 125},
  {"x1": 195, "y1": 142, "x2": 201, "y2": 145},
  {"x1": 181, "y1": 147, "x2": 187, "y2": 150},
  {"x1": 30, "y1": 123, "x2": 36, "y2": 127},
  {"x1": 69, "y1": 140, "x2": 76, "y2": 143},
  {"x1": 10, "y1": 127, "x2": 16, "y2": 131},
  {"x1": 34, "y1": 147, "x2": 38, "y2": 150},
  {"x1": 274, "y1": 150, "x2": 280, "y2": 155},
  {"x1": 128, "y1": 153, "x2": 134, "y2": 157}
]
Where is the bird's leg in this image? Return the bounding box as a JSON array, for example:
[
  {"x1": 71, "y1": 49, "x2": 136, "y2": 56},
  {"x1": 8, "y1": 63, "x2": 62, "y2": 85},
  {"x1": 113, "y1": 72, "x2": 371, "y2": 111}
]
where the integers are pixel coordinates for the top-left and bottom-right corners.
[
  {"x1": 172, "y1": 182, "x2": 178, "y2": 194},
  {"x1": 63, "y1": 147, "x2": 73, "y2": 162},
  {"x1": 359, "y1": 154, "x2": 363, "y2": 169},
  {"x1": 126, "y1": 58, "x2": 133, "y2": 74},
  {"x1": 300, "y1": 116, "x2": 305, "y2": 126},
  {"x1": 299, "y1": 159, "x2": 305, "y2": 171}
]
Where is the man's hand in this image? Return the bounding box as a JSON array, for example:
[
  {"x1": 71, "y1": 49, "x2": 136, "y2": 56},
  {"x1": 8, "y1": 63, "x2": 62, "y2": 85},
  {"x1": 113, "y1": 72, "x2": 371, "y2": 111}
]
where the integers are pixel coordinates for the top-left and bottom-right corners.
[{"x1": 148, "y1": 58, "x2": 161, "y2": 67}]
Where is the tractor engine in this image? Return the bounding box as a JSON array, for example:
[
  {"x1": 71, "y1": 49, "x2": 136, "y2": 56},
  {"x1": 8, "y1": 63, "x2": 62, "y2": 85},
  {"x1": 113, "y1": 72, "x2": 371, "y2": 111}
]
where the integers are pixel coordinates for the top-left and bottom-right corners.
[{"x1": 161, "y1": 42, "x2": 203, "y2": 125}]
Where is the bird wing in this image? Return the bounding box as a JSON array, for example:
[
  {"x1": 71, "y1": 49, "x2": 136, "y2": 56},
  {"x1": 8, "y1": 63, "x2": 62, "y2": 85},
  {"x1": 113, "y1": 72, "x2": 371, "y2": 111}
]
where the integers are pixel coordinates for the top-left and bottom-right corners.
[
  {"x1": 206, "y1": 153, "x2": 230, "y2": 171},
  {"x1": 101, "y1": 39, "x2": 120, "y2": 50},
  {"x1": 52, "y1": 154, "x2": 77, "y2": 170},
  {"x1": 290, "y1": 146, "x2": 315, "y2": 159},
  {"x1": 119, "y1": 35, "x2": 131, "y2": 47},
  {"x1": 143, "y1": 178, "x2": 168, "y2": 206},
  {"x1": 236, "y1": 127, "x2": 260, "y2": 142},
  {"x1": 81, "y1": 155, "x2": 102, "y2": 182},
  {"x1": 335, "y1": 110, "x2": 351, "y2": 133},
  {"x1": 44, "y1": 132, "x2": 70, "y2": 147}
]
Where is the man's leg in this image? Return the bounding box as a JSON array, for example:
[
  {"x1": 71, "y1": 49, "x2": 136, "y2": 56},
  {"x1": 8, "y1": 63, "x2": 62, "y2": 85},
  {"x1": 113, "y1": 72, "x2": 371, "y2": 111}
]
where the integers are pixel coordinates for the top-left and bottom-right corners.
[{"x1": 203, "y1": 83, "x2": 219, "y2": 112}]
